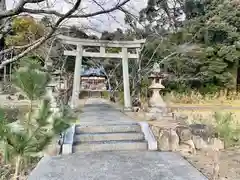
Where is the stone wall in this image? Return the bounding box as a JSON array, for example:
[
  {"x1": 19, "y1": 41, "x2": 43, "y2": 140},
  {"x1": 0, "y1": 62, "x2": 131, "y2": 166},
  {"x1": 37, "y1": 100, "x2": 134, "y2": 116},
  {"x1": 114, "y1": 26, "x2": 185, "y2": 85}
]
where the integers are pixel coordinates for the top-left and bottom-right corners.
[{"x1": 150, "y1": 123, "x2": 224, "y2": 154}]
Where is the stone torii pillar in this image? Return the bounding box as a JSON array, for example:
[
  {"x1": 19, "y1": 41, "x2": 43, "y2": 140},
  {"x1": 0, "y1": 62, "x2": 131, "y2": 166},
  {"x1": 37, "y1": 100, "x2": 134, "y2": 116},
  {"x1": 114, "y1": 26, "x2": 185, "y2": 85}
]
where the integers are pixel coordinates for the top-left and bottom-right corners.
[
  {"x1": 122, "y1": 47, "x2": 131, "y2": 111},
  {"x1": 71, "y1": 45, "x2": 83, "y2": 109}
]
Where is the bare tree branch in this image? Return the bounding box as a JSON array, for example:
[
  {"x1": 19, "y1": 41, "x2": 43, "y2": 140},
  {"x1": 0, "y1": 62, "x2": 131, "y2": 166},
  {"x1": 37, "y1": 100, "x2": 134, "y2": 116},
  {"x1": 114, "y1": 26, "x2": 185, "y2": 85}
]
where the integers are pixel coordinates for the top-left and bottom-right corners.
[
  {"x1": 0, "y1": 0, "x2": 131, "y2": 69},
  {"x1": 22, "y1": 0, "x2": 130, "y2": 18},
  {"x1": 0, "y1": 0, "x2": 82, "y2": 69},
  {"x1": 0, "y1": 0, "x2": 46, "y2": 19},
  {"x1": 0, "y1": 43, "x2": 33, "y2": 56},
  {"x1": 0, "y1": 0, "x2": 130, "y2": 20},
  {"x1": 91, "y1": 0, "x2": 124, "y2": 27}
]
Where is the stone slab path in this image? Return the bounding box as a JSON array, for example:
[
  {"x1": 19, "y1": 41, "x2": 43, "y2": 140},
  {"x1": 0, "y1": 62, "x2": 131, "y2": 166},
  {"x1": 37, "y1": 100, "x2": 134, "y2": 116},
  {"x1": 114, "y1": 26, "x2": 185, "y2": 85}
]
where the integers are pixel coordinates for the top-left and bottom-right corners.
[{"x1": 28, "y1": 98, "x2": 208, "y2": 180}]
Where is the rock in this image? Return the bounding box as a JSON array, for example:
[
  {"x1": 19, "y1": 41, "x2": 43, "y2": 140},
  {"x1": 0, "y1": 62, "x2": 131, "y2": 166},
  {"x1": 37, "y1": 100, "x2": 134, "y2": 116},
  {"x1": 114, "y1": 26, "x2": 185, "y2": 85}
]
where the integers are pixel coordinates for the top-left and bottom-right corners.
[
  {"x1": 178, "y1": 143, "x2": 193, "y2": 154},
  {"x1": 133, "y1": 107, "x2": 140, "y2": 112},
  {"x1": 176, "y1": 126, "x2": 192, "y2": 142},
  {"x1": 4, "y1": 107, "x2": 20, "y2": 123},
  {"x1": 158, "y1": 130, "x2": 170, "y2": 151},
  {"x1": 169, "y1": 129, "x2": 179, "y2": 151},
  {"x1": 2, "y1": 84, "x2": 17, "y2": 95},
  {"x1": 132, "y1": 98, "x2": 141, "y2": 107},
  {"x1": 209, "y1": 138, "x2": 224, "y2": 150},
  {"x1": 6, "y1": 95, "x2": 13, "y2": 100},
  {"x1": 17, "y1": 94, "x2": 25, "y2": 100},
  {"x1": 110, "y1": 96, "x2": 116, "y2": 102},
  {"x1": 189, "y1": 123, "x2": 215, "y2": 140},
  {"x1": 180, "y1": 139, "x2": 196, "y2": 154},
  {"x1": 151, "y1": 126, "x2": 160, "y2": 138},
  {"x1": 192, "y1": 135, "x2": 208, "y2": 150},
  {"x1": 158, "y1": 129, "x2": 179, "y2": 151}
]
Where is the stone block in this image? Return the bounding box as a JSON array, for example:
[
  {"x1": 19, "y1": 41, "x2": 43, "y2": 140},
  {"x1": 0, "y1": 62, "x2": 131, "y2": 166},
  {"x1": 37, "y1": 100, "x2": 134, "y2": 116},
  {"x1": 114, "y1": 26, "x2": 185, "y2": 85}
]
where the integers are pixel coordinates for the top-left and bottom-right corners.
[
  {"x1": 189, "y1": 123, "x2": 216, "y2": 140},
  {"x1": 192, "y1": 135, "x2": 208, "y2": 150},
  {"x1": 180, "y1": 139, "x2": 196, "y2": 154},
  {"x1": 176, "y1": 126, "x2": 192, "y2": 142},
  {"x1": 169, "y1": 129, "x2": 179, "y2": 151},
  {"x1": 158, "y1": 130, "x2": 170, "y2": 151},
  {"x1": 178, "y1": 144, "x2": 193, "y2": 154},
  {"x1": 150, "y1": 126, "x2": 161, "y2": 138},
  {"x1": 158, "y1": 129, "x2": 179, "y2": 152}
]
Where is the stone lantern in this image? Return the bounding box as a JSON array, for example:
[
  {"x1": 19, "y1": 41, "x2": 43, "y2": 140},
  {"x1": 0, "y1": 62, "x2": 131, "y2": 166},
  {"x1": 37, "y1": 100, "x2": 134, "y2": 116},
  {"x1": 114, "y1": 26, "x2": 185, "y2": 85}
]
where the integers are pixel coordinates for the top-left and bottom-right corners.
[
  {"x1": 147, "y1": 63, "x2": 167, "y2": 120},
  {"x1": 46, "y1": 82, "x2": 58, "y2": 111}
]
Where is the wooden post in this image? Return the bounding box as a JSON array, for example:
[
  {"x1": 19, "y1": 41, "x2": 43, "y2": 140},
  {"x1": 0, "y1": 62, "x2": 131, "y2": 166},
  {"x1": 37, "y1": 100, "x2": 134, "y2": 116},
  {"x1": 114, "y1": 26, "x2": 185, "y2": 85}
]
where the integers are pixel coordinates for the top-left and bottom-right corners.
[
  {"x1": 71, "y1": 45, "x2": 83, "y2": 109},
  {"x1": 3, "y1": 65, "x2": 6, "y2": 82},
  {"x1": 122, "y1": 47, "x2": 132, "y2": 111},
  {"x1": 9, "y1": 63, "x2": 12, "y2": 81}
]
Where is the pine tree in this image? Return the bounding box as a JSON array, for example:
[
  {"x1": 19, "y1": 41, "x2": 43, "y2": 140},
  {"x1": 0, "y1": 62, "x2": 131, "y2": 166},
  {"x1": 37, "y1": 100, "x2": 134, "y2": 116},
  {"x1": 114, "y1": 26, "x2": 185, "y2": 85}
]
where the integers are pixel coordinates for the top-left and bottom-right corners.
[{"x1": 0, "y1": 58, "x2": 74, "y2": 179}]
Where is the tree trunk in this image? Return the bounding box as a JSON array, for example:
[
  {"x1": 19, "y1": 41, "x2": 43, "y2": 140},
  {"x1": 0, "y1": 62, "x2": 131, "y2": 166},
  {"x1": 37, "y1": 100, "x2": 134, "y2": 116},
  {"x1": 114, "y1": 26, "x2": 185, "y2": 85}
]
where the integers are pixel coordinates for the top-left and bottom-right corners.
[
  {"x1": 14, "y1": 155, "x2": 21, "y2": 180},
  {"x1": 0, "y1": 0, "x2": 6, "y2": 12},
  {"x1": 137, "y1": 56, "x2": 142, "y2": 100},
  {"x1": 0, "y1": 0, "x2": 6, "y2": 63},
  {"x1": 0, "y1": 0, "x2": 6, "y2": 25},
  {"x1": 3, "y1": 141, "x2": 9, "y2": 164}
]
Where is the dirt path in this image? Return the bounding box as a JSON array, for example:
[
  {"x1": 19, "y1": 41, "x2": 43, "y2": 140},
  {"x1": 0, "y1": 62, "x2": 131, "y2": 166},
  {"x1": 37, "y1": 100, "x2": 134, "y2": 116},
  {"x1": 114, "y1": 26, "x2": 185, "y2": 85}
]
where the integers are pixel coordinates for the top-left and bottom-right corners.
[{"x1": 183, "y1": 148, "x2": 240, "y2": 180}]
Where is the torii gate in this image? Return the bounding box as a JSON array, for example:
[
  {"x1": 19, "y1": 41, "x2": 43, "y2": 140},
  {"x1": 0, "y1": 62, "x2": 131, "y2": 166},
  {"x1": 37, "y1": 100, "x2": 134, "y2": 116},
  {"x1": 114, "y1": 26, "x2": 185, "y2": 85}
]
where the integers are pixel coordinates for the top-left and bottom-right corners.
[{"x1": 58, "y1": 35, "x2": 145, "y2": 111}]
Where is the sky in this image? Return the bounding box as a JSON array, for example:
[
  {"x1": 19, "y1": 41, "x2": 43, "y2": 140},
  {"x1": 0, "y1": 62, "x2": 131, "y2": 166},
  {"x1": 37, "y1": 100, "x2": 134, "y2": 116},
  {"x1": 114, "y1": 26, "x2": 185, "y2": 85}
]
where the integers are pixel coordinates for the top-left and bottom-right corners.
[{"x1": 6, "y1": 0, "x2": 148, "y2": 34}]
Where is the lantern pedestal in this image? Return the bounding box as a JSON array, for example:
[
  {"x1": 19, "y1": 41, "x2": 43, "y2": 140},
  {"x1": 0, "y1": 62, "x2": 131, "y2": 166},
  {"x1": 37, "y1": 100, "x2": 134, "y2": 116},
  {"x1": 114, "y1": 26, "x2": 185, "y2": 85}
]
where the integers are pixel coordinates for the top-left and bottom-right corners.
[{"x1": 46, "y1": 83, "x2": 59, "y2": 113}]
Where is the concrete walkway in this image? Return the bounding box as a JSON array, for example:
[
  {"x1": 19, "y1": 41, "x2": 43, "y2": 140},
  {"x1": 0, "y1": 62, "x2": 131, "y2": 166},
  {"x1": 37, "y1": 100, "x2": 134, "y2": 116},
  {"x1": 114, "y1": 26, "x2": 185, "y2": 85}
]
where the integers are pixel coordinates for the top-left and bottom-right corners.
[
  {"x1": 29, "y1": 151, "x2": 207, "y2": 180},
  {"x1": 28, "y1": 98, "x2": 208, "y2": 180},
  {"x1": 79, "y1": 98, "x2": 136, "y2": 125}
]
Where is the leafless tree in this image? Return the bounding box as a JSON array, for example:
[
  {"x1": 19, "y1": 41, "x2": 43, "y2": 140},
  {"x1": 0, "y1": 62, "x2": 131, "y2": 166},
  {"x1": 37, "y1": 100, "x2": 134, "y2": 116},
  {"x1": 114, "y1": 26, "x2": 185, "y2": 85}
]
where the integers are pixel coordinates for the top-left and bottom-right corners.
[{"x1": 0, "y1": 0, "x2": 131, "y2": 69}]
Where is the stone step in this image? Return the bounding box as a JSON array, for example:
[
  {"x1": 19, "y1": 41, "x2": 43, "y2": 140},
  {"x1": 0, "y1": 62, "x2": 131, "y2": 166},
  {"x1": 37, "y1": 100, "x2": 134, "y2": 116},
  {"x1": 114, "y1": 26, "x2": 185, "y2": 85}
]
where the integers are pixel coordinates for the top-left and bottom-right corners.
[
  {"x1": 75, "y1": 124, "x2": 142, "y2": 134},
  {"x1": 73, "y1": 140, "x2": 148, "y2": 152},
  {"x1": 78, "y1": 121, "x2": 136, "y2": 125},
  {"x1": 74, "y1": 132, "x2": 145, "y2": 142}
]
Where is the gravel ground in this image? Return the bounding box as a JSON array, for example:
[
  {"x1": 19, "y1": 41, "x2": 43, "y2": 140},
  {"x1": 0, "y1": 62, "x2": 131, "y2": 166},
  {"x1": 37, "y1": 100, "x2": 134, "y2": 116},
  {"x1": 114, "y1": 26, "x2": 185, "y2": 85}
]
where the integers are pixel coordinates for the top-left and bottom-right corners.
[{"x1": 183, "y1": 148, "x2": 240, "y2": 180}]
